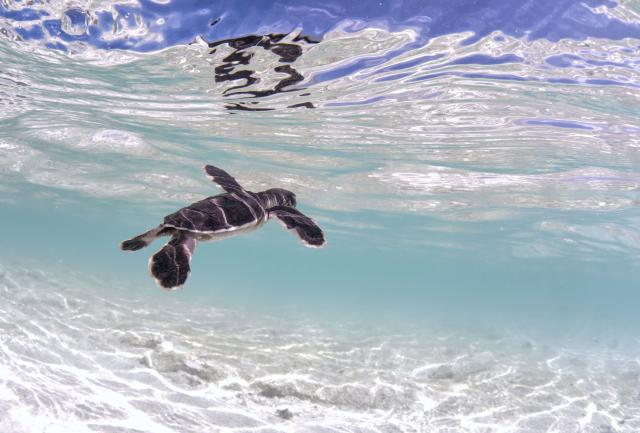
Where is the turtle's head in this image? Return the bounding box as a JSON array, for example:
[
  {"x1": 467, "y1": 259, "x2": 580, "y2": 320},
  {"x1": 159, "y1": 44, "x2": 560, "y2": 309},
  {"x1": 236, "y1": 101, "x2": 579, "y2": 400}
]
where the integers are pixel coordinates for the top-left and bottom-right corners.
[{"x1": 258, "y1": 188, "x2": 297, "y2": 208}]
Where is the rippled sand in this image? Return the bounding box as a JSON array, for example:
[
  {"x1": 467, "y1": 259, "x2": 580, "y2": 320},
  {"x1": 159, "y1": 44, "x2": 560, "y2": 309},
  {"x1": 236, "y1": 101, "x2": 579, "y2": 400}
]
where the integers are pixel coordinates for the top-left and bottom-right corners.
[{"x1": 1, "y1": 264, "x2": 638, "y2": 433}]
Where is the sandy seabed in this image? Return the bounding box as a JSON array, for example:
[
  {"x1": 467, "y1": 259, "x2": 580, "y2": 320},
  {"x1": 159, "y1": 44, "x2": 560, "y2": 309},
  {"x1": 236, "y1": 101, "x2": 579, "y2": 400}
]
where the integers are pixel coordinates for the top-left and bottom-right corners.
[{"x1": 1, "y1": 264, "x2": 639, "y2": 433}]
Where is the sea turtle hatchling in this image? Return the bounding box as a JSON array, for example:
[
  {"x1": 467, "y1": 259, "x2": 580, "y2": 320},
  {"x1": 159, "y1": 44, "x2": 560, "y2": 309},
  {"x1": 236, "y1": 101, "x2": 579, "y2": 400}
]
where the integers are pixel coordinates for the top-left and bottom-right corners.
[{"x1": 121, "y1": 164, "x2": 325, "y2": 289}]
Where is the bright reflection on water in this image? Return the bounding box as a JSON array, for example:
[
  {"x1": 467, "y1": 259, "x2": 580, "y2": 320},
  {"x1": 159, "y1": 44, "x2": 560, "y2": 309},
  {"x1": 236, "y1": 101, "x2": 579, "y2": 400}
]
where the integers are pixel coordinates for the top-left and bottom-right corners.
[{"x1": 1, "y1": 1, "x2": 640, "y2": 431}]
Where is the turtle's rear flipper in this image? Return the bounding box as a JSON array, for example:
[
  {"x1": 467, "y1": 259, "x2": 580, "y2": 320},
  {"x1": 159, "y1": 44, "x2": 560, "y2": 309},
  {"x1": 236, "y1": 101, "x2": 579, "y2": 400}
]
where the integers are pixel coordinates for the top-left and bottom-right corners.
[
  {"x1": 121, "y1": 238, "x2": 148, "y2": 251},
  {"x1": 149, "y1": 232, "x2": 198, "y2": 290},
  {"x1": 268, "y1": 205, "x2": 325, "y2": 248},
  {"x1": 121, "y1": 226, "x2": 169, "y2": 251}
]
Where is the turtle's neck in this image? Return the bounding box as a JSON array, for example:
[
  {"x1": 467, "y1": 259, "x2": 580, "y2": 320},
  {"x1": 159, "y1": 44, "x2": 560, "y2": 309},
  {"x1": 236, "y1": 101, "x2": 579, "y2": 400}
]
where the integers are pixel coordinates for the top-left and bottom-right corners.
[{"x1": 257, "y1": 188, "x2": 297, "y2": 208}]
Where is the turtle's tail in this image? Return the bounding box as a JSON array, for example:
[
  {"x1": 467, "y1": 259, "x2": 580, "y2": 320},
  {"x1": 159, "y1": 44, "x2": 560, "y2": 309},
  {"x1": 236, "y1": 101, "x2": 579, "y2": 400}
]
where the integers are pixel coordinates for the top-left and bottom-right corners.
[
  {"x1": 121, "y1": 226, "x2": 169, "y2": 251},
  {"x1": 149, "y1": 231, "x2": 197, "y2": 290}
]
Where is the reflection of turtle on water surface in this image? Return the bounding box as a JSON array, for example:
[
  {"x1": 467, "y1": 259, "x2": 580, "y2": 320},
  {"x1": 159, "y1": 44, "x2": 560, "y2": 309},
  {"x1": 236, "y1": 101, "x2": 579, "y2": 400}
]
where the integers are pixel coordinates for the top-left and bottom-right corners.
[{"x1": 121, "y1": 164, "x2": 325, "y2": 290}]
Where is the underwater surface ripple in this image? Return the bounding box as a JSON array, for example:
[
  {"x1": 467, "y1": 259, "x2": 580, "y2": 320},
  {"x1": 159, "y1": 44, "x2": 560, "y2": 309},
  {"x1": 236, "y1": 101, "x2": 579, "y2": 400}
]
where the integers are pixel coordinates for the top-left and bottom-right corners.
[{"x1": 1, "y1": 0, "x2": 640, "y2": 431}]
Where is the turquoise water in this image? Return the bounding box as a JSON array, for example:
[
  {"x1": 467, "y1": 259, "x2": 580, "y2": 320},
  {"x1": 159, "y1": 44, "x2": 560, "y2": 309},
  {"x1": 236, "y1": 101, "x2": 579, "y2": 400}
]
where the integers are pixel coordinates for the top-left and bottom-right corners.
[{"x1": 2, "y1": 2, "x2": 640, "y2": 431}]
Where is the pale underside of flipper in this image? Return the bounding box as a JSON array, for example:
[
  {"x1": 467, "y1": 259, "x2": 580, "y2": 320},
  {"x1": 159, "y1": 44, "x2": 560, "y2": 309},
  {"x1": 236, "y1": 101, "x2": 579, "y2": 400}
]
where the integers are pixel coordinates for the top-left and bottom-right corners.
[
  {"x1": 204, "y1": 164, "x2": 245, "y2": 194},
  {"x1": 268, "y1": 205, "x2": 325, "y2": 248},
  {"x1": 149, "y1": 231, "x2": 198, "y2": 290}
]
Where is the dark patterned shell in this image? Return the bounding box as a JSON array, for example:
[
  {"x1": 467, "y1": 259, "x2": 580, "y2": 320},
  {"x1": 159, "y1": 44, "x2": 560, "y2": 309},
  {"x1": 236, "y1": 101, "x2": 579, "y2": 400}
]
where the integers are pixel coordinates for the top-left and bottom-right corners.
[{"x1": 163, "y1": 192, "x2": 265, "y2": 233}]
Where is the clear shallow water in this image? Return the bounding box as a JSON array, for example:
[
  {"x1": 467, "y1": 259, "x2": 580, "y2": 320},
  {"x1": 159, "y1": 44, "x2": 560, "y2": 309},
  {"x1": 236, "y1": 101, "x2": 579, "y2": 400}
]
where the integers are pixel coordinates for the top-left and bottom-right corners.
[{"x1": 1, "y1": 1, "x2": 640, "y2": 431}]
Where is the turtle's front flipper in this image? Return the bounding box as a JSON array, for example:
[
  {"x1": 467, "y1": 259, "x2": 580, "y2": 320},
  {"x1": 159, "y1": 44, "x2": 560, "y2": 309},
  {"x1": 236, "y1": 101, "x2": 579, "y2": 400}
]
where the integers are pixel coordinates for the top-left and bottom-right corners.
[
  {"x1": 204, "y1": 164, "x2": 245, "y2": 194},
  {"x1": 121, "y1": 226, "x2": 170, "y2": 251},
  {"x1": 149, "y1": 231, "x2": 198, "y2": 290},
  {"x1": 268, "y1": 205, "x2": 325, "y2": 248}
]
